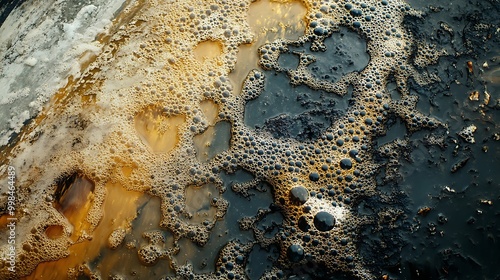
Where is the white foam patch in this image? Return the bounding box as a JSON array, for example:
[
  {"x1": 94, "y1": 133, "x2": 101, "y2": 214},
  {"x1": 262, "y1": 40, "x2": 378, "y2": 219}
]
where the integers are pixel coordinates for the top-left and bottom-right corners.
[
  {"x1": 0, "y1": 0, "x2": 127, "y2": 146},
  {"x1": 307, "y1": 197, "x2": 348, "y2": 225}
]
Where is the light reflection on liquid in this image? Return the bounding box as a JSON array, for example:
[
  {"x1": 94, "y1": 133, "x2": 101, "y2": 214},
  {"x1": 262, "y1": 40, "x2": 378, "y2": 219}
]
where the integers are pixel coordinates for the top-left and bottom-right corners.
[{"x1": 229, "y1": 0, "x2": 307, "y2": 91}]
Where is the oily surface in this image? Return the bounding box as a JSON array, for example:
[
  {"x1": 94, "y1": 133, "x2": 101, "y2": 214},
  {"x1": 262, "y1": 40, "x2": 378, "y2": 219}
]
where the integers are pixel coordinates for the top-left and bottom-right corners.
[{"x1": 0, "y1": 0, "x2": 499, "y2": 279}]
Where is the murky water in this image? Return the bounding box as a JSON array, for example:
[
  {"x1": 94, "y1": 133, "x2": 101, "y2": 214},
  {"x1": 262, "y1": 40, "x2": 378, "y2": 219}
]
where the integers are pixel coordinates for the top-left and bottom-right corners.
[{"x1": 0, "y1": 0, "x2": 499, "y2": 279}]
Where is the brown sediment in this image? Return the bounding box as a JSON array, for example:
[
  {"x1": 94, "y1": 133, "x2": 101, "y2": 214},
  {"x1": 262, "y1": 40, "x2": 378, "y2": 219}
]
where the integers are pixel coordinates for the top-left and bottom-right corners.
[{"x1": 0, "y1": 215, "x2": 10, "y2": 228}]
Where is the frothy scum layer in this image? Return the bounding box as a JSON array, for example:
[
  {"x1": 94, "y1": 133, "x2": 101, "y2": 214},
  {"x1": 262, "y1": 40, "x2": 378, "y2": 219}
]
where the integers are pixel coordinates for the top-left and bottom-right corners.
[{"x1": 0, "y1": 0, "x2": 447, "y2": 278}]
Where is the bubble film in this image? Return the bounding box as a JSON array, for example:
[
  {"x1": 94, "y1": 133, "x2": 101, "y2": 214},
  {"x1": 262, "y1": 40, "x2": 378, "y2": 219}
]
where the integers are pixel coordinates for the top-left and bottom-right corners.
[{"x1": 1, "y1": 0, "x2": 499, "y2": 279}]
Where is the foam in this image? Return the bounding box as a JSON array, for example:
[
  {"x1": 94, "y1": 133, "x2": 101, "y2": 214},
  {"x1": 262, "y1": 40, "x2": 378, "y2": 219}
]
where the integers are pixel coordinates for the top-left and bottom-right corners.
[
  {"x1": 0, "y1": 0, "x2": 127, "y2": 146},
  {"x1": 0, "y1": 0, "x2": 449, "y2": 278}
]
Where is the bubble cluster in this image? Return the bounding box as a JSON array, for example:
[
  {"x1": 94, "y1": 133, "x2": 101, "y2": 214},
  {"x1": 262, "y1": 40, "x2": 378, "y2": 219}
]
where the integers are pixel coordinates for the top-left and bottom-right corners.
[
  {"x1": 0, "y1": 0, "x2": 449, "y2": 279},
  {"x1": 108, "y1": 228, "x2": 126, "y2": 250},
  {"x1": 137, "y1": 231, "x2": 168, "y2": 266},
  {"x1": 458, "y1": 124, "x2": 477, "y2": 144}
]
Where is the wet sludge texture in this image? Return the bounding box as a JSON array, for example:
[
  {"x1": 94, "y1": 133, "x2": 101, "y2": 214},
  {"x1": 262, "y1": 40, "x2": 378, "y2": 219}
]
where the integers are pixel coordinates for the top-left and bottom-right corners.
[{"x1": 0, "y1": 0, "x2": 499, "y2": 279}]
